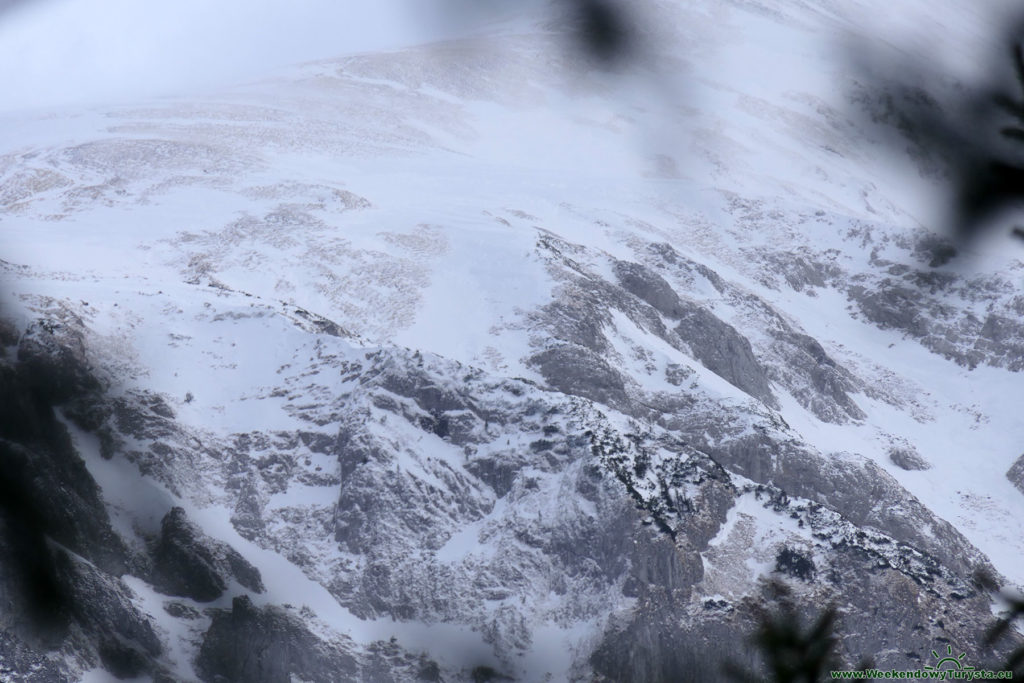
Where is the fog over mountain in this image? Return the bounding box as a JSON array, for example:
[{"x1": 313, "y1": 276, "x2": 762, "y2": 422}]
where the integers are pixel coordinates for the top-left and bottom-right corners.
[{"x1": 2, "y1": 0, "x2": 1024, "y2": 681}]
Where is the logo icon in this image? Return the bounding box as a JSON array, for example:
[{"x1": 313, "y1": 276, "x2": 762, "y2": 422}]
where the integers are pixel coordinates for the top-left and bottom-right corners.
[{"x1": 924, "y1": 644, "x2": 975, "y2": 672}]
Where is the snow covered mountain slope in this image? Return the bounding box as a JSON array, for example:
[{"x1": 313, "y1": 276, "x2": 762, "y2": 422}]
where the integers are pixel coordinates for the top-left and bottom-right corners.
[{"x1": 2, "y1": 0, "x2": 1024, "y2": 680}]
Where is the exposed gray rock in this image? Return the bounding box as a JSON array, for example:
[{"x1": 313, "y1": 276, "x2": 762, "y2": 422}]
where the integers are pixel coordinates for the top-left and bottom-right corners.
[
  {"x1": 230, "y1": 477, "x2": 269, "y2": 542},
  {"x1": 58, "y1": 550, "x2": 164, "y2": 680},
  {"x1": 152, "y1": 507, "x2": 264, "y2": 602},
  {"x1": 715, "y1": 432, "x2": 980, "y2": 578},
  {"x1": 534, "y1": 239, "x2": 789, "y2": 419},
  {"x1": 848, "y1": 273, "x2": 1024, "y2": 372},
  {"x1": 16, "y1": 316, "x2": 101, "y2": 403},
  {"x1": 851, "y1": 282, "x2": 947, "y2": 338},
  {"x1": 196, "y1": 596, "x2": 359, "y2": 683},
  {"x1": 0, "y1": 317, "x2": 20, "y2": 348},
  {"x1": 912, "y1": 234, "x2": 958, "y2": 268},
  {"x1": 634, "y1": 243, "x2": 865, "y2": 423},
  {"x1": 0, "y1": 437, "x2": 127, "y2": 579},
  {"x1": 0, "y1": 631, "x2": 69, "y2": 682},
  {"x1": 674, "y1": 306, "x2": 778, "y2": 408},
  {"x1": 590, "y1": 590, "x2": 742, "y2": 682},
  {"x1": 111, "y1": 395, "x2": 179, "y2": 442},
  {"x1": 977, "y1": 314, "x2": 1024, "y2": 372},
  {"x1": 775, "y1": 546, "x2": 816, "y2": 581},
  {"x1": 613, "y1": 259, "x2": 685, "y2": 318},
  {"x1": 889, "y1": 446, "x2": 930, "y2": 471},
  {"x1": 1007, "y1": 454, "x2": 1024, "y2": 496},
  {"x1": 361, "y1": 639, "x2": 445, "y2": 683},
  {"x1": 532, "y1": 235, "x2": 674, "y2": 359},
  {"x1": 528, "y1": 344, "x2": 631, "y2": 411},
  {"x1": 2, "y1": 298, "x2": 1018, "y2": 682},
  {"x1": 331, "y1": 393, "x2": 491, "y2": 564},
  {"x1": 163, "y1": 602, "x2": 200, "y2": 620},
  {"x1": 534, "y1": 294, "x2": 613, "y2": 355},
  {"x1": 322, "y1": 343, "x2": 1014, "y2": 679},
  {"x1": 0, "y1": 311, "x2": 130, "y2": 652},
  {"x1": 766, "y1": 327, "x2": 866, "y2": 423},
  {"x1": 0, "y1": 310, "x2": 179, "y2": 681},
  {"x1": 751, "y1": 247, "x2": 844, "y2": 293},
  {"x1": 644, "y1": 241, "x2": 727, "y2": 293}
]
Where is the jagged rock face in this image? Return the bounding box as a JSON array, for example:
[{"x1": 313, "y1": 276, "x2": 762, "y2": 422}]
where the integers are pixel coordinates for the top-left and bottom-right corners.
[
  {"x1": 152, "y1": 507, "x2": 264, "y2": 602},
  {"x1": 59, "y1": 552, "x2": 163, "y2": 679},
  {"x1": 2, "y1": 194, "x2": 1022, "y2": 678},
  {"x1": 0, "y1": 311, "x2": 167, "y2": 680},
  {"x1": 528, "y1": 345, "x2": 632, "y2": 412},
  {"x1": 196, "y1": 596, "x2": 360, "y2": 683},
  {"x1": 5, "y1": 307, "x2": 997, "y2": 681},
  {"x1": 673, "y1": 305, "x2": 777, "y2": 408}
]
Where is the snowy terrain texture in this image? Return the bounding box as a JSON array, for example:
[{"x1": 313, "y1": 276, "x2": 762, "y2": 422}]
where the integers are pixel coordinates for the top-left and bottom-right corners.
[{"x1": 2, "y1": 0, "x2": 1024, "y2": 680}]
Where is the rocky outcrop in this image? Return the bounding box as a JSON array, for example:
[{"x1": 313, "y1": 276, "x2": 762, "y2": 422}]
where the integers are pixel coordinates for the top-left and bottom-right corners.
[
  {"x1": 196, "y1": 596, "x2": 359, "y2": 683},
  {"x1": 846, "y1": 269, "x2": 1024, "y2": 372},
  {"x1": 0, "y1": 310, "x2": 161, "y2": 679},
  {"x1": 151, "y1": 507, "x2": 264, "y2": 602},
  {"x1": 633, "y1": 242, "x2": 866, "y2": 423},
  {"x1": 5, "y1": 245, "x2": 1017, "y2": 681},
  {"x1": 673, "y1": 305, "x2": 777, "y2": 408},
  {"x1": 528, "y1": 345, "x2": 632, "y2": 411},
  {"x1": 1007, "y1": 454, "x2": 1024, "y2": 496},
  {"x1": 58, "y1": 552, "x2": 164, "y2": 680},
  {"x1": 0, "y1": 631, "x2": 69, "y2": 683},
  {"x1": 765, "y1": 327, "x2": 865, "y2": 423},
  {"x1": 890, "y1": 445, "x2": 930, "y2": 471},
  {"x1": 613, "y1": 259, "x2": 687, "y2": 318}
]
